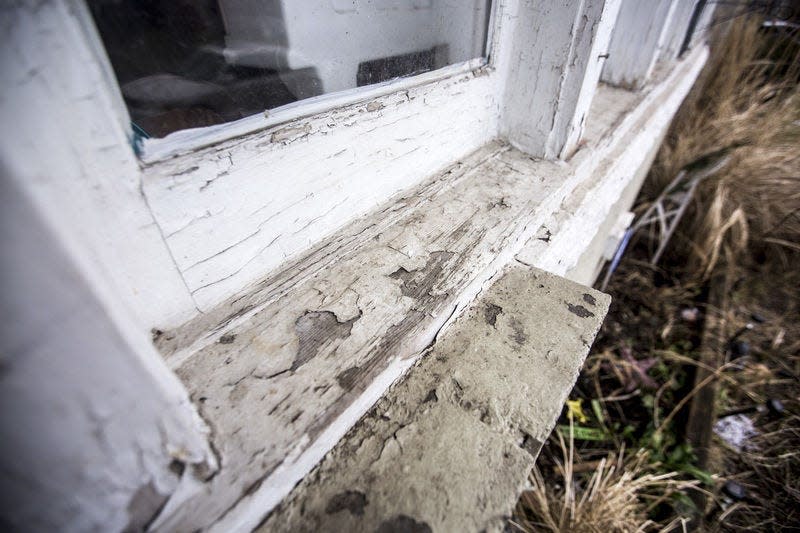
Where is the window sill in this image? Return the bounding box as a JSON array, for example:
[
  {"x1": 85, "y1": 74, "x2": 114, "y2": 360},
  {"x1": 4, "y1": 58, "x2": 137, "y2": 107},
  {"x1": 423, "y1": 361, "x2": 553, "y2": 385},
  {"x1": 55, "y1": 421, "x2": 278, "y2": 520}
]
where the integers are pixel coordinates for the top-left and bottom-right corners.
[{"x1": 150, "y1": 45, "x2": 708, "y2": 532}]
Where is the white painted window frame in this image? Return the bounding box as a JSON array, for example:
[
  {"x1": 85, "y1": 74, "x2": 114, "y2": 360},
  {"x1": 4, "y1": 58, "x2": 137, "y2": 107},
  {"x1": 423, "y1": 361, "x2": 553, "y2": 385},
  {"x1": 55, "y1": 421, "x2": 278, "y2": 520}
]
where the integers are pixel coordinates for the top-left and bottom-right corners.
[
  {"x1": 51, "y1": 0, "x2": 715, "y2": 329},
  {"x1": 141, "y1": 57, "x2": 488, "y2": 162},
  {"x1": 53, "y1": 0, "x2": 706, "y2": 327},
  {"x1": 139, "y1": 2, "x2": 501, "y2": 163},
  {"x1": 126, "y1": 0, "x2": 624, "y2": 318}
]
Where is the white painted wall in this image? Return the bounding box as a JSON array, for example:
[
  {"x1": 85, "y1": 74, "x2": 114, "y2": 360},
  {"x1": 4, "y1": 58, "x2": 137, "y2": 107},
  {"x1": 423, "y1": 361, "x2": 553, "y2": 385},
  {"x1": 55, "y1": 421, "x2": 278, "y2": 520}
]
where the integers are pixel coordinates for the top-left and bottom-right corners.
[{"x1": 0, "y1": 2, "x2": 216, "y2": 530}]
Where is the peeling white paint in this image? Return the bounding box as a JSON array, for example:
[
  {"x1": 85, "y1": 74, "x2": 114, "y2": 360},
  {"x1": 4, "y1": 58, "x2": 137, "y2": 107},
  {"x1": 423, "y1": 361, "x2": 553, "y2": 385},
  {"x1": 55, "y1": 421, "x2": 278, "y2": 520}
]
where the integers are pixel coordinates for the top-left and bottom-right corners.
[
  {"x1": 0, "y1": 0, "x2": 713, "y2": 530},
  {"x1": 149, "y1": 45, "x2": 709, "y2": 531},
  {"x1": 660, "y1": 0, "x2": 700, "y2": 61},
  {"x1": 208, "y1": 356, "x2": 415, "y2": 533},
  {"x1": 1, "y1": 3, "x2": 216, "y2": 530},
  {"x1": 140, "y1": 58, "x2": 488, "y2": 163},
  {"x1": 142, "y1": 70, "x2": 501, "y2": 311},
  {"x1": 0, "y1": 175, "x2": 217, "y2": 532}
]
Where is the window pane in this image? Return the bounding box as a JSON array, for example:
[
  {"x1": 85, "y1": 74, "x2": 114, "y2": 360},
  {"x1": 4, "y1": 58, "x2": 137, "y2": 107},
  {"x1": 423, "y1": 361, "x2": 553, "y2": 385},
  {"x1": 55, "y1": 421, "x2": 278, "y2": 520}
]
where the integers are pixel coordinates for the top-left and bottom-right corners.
[{"x1": 89, "y1": 0, "x2": 493, "y2": 138}]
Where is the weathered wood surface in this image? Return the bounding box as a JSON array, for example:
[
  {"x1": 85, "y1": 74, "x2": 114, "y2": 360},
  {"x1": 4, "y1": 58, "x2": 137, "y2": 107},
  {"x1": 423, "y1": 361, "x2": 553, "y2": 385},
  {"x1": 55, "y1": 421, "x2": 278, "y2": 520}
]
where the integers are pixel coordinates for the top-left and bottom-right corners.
[
  {"x1": 259, "y1": 265, "x2": 610, "y2": 532},
  {"x1": 560, "y1": 0, "x2": 623, "y2": 158},
  {"x1": 153, "y1": 142, "x2": 590, "y2": 531},
  {"x1": 686, "y1": 275, "x2": 729, "y2": 468},
  {"x1": 150, "y1": 45, "x2": 711, "y2": 531},
  {"x1": 139, "y1": 0, "x2": 622, "y2": 315},
  {"x1": 500, "y1": 0, "x2": 613, "y2": 158},
  {"x1": 602, "y1": 0, "x2": 677, "y2": 89},
  {"x1": 141, "y1": 68, "x2": 500, "y2": 312}
]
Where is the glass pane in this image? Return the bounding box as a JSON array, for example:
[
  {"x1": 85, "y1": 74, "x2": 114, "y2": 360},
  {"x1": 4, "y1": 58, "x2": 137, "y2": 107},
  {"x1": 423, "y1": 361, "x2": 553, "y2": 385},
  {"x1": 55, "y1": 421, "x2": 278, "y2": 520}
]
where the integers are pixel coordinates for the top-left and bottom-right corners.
[{"x1": 89, "y1": 0, "x2": 493, "y2": 138}]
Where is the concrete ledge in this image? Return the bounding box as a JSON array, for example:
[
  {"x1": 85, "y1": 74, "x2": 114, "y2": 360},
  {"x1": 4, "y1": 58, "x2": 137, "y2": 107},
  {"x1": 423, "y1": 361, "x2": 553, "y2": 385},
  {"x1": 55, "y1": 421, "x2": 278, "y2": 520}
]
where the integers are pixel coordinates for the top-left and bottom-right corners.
[{"x1": 259, "y1": 265, "x2": 609, "y2": 532}]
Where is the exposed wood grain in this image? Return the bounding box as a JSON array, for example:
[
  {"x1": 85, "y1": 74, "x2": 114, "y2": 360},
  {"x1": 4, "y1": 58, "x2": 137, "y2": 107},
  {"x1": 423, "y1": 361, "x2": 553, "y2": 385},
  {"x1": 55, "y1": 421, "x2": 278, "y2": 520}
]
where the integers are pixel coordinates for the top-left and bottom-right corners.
[
  {"x1": 602, "y1": 0, "x2": 677, "y2": 89},
  {"x1": 142, "y1": 59, "x2": 501, "y2": 313}
]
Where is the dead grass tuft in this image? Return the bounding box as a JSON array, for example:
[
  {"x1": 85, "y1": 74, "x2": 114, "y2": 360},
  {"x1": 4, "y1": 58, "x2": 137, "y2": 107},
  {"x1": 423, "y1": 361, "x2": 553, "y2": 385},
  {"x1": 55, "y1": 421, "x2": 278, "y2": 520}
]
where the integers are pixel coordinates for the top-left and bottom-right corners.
[
  {"x1": 512, "y1": 427, "x2": 699, "y2": 533},
  {"x1": 710, "y1": 415, "x2": 800, "y2": 532},
  {"x1": 646, "y1": 16, "x2": 800, "y2": 278}
]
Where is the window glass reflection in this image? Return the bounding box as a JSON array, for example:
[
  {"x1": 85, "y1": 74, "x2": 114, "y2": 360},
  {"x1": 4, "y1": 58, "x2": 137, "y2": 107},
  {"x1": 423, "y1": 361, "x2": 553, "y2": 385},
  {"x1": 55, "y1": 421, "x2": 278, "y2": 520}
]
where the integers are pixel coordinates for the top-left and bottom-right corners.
[{"x1": 89, "y1": 0, "x2": 492, "y2": 138}]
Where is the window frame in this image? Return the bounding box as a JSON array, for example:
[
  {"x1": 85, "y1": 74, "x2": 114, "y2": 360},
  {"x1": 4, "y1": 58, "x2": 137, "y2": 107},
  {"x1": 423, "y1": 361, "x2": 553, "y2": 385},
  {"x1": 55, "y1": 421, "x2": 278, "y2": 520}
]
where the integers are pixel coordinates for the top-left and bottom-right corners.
[
  {"x1": 140, "y1": 56, "x2": 493, "y2": 163},
  {"x1": 81, "y1": 0, "x2": 625, "y2": 316},
  {"x1": 98, "y1": 1, "x2": 503, "y2": 163}
]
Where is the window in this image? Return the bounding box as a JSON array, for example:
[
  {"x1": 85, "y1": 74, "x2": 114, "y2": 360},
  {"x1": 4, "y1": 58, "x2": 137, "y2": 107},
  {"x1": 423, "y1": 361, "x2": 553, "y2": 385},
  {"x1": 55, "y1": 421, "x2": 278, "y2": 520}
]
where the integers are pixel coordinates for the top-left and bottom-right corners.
[{"x1": 89, "y1": 0, "x2": 492, "y2": 138}]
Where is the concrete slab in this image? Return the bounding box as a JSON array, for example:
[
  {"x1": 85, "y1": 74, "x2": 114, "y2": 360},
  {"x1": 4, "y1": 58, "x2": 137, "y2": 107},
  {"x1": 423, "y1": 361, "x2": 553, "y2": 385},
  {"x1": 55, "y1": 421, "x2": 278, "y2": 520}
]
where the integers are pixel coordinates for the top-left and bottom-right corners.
[{"x1": 259, "y1": 264, "x2": 609, "y2": 532}]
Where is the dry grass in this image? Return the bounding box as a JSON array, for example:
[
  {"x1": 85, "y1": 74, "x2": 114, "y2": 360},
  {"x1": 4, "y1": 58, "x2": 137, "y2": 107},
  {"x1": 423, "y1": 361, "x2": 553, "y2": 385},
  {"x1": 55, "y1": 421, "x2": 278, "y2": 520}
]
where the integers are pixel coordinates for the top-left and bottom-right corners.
[
  {"x1": 707, "y1": 265, "x2": 800, "y2": 532},
  {"x1": 514, "y1": 12, "x2": 800, "y2": 532},
  {"x1": 512, "y1": 426, "x2": 699, "y2": 533},
  {"x1": 714, "y1": 415, "x2": 800, "y2": 531},
  {"x1": 645, "y1": 16, "x2": 800, "y2": 278}
]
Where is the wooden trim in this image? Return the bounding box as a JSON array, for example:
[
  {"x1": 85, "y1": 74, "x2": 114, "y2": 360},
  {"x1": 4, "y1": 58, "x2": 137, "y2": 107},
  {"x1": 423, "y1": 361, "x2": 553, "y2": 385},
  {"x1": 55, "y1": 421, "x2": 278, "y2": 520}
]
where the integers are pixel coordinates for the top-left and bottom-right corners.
[{"x1": 602, "y1": 0, "x2": 679, "y2": 89}]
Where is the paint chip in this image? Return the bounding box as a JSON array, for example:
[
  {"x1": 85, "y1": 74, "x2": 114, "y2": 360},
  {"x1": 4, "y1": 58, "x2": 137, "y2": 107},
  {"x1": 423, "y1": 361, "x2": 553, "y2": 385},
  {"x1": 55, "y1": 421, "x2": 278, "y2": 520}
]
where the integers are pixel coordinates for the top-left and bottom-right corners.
[{"x1": 566, "y1": 303, "x2": 594, "y2": 318}]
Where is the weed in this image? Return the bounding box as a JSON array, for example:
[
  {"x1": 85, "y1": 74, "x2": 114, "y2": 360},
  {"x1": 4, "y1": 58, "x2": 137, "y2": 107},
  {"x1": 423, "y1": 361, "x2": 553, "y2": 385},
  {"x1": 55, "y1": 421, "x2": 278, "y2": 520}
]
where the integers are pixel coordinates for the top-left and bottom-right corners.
[{"x1": 512, "y1": 424, "x2": 700, "y2": 533}]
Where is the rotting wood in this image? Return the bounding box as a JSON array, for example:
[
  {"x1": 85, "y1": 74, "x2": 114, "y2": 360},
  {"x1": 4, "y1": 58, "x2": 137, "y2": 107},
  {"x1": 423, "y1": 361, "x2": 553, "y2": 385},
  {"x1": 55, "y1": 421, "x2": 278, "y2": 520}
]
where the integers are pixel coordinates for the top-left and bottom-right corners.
[
  {"x1": 685, "y1": 273, "x2": 730, "y2": 523},
  {"x1": 148, "y1": 46, "x2": 712, "y2": 532}
]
